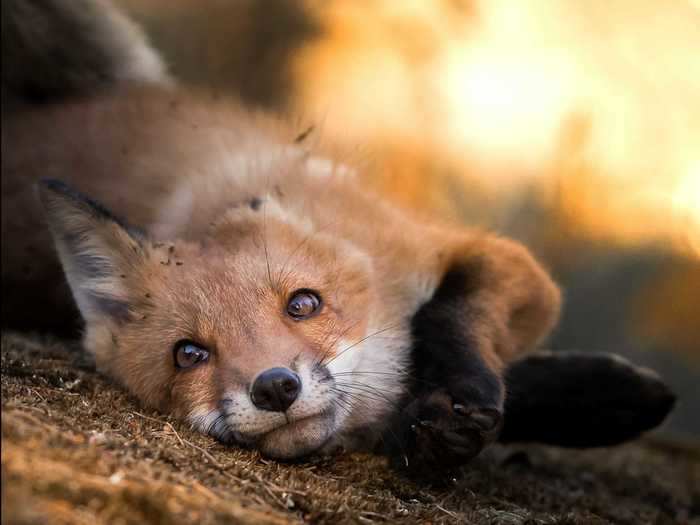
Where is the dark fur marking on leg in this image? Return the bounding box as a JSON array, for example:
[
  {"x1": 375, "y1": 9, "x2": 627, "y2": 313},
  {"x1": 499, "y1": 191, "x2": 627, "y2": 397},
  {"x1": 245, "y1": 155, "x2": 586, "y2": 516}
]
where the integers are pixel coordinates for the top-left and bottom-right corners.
[
  {"x1": 385, "y1": 259, "x2": 504, "y2": 476},
  {"x1": 500, "y1": 351, "x2": 676, "y2": 447}
]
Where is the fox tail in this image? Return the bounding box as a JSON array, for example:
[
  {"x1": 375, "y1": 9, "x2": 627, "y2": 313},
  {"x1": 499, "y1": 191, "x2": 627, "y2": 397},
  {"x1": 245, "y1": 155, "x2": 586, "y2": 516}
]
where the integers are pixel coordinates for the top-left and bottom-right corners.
[{"x1": 2, "y1": 0, "x2": 170, "y2": 110}]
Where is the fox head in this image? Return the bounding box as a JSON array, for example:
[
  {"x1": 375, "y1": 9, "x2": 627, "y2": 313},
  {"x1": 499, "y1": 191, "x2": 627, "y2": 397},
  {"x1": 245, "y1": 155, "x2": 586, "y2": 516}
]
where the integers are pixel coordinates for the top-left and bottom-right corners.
[{"x1": 38, "y1": 179, "x2": 404, "y2": 458}]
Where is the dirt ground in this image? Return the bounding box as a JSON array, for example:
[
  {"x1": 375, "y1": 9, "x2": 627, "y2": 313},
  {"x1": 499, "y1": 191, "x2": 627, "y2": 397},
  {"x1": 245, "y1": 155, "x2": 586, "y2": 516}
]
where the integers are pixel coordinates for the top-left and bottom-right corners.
[{"x1": 1, "y1": 332, "x2": 698, "y2": 525}]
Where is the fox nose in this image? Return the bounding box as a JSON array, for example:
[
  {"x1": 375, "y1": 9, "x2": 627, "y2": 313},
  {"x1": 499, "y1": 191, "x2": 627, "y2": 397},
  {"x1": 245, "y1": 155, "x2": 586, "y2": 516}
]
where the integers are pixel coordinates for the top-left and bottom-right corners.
[{"x1": 250, "y1": 367, "x2": 301, "y2": 412}]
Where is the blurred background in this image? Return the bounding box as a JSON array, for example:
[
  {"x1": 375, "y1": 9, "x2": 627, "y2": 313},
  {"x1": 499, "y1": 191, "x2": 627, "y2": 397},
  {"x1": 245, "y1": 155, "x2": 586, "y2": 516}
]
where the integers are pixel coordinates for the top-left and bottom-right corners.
[{"x1": 119, "y1": 0, "x2": 699, "y2": 439}]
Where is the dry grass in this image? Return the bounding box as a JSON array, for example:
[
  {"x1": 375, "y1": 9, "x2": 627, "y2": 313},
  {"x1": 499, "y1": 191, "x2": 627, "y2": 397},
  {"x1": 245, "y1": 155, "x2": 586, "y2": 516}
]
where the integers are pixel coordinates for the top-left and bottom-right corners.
[{"x1": 2, "y1": 332, "x2": 698, "y2": 524}]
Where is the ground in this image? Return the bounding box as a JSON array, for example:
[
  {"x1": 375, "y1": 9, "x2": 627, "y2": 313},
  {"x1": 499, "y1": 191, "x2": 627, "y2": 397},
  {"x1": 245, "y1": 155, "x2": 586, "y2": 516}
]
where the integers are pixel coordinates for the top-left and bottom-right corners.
[{"x1": 1, "y1": 332, "x2": 698, "y2": 525}]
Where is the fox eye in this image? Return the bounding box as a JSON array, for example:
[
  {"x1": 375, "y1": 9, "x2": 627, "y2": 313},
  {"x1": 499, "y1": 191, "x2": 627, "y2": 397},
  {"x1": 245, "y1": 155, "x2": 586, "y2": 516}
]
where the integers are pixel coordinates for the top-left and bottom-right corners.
[
  {"x1": 287, "y1": 290, "x2": 322, "y2": 320},
  {"x1": 173, "y1": 341, "x2": 209, "y2": 369}
]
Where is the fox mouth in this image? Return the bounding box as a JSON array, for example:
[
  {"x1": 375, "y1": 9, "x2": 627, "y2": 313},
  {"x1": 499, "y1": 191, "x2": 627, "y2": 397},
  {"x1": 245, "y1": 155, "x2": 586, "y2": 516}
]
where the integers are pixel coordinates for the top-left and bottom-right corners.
[{"x1": 235, "y1": 411, "x2": 337, "y2": 460}]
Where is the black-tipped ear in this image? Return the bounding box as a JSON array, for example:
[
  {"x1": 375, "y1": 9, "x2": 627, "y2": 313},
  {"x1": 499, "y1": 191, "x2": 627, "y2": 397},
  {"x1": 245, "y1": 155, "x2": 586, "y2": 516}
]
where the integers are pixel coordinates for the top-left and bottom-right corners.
[
  {"x1": 37, "y1": 179, "x2": 145, "y2": 324},
  {"x1": 500, "y1": 351, "x2": 676, "y2": 447}
]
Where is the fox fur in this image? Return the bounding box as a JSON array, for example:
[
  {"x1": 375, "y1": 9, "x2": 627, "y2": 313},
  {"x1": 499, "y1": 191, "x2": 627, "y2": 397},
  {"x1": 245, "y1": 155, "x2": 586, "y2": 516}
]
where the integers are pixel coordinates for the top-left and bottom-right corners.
[{"x1": 1, "y1": 0, "x2": 674, "y2": 469}]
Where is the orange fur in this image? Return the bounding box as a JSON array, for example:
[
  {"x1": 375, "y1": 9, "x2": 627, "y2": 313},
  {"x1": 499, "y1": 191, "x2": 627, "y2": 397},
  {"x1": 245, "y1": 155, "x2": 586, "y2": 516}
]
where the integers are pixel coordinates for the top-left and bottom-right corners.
[{"x1": 2, "y1": 85, "x2": 560, "y2": 457}]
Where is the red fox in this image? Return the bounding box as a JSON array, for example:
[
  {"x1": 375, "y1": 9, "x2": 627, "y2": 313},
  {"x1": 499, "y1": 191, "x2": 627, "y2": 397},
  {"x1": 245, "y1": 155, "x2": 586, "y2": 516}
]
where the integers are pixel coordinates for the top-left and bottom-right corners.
[{"x1": 1, "y1": 0, "x2": 674, "y2": 472}]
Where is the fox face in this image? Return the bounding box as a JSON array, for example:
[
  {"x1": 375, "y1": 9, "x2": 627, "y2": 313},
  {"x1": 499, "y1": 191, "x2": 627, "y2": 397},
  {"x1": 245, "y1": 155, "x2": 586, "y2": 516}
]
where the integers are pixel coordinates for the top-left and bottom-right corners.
[{"x1": 39, "y1": 179, "x2": 405, "y2": 459}]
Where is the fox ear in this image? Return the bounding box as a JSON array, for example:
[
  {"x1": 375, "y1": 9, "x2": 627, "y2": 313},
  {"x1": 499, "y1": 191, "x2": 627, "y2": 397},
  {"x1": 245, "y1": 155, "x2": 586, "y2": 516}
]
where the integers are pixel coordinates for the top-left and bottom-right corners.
[{"x1": 37, "y1": 179, "x2": 145, "y2": 324}]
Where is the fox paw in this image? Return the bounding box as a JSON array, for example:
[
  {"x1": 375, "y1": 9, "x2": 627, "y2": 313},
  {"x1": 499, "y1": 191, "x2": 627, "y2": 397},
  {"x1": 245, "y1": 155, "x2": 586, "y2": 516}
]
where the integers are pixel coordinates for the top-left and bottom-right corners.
[{"x1": 395, "y1": 388, "x2": 502, "y2": 476}]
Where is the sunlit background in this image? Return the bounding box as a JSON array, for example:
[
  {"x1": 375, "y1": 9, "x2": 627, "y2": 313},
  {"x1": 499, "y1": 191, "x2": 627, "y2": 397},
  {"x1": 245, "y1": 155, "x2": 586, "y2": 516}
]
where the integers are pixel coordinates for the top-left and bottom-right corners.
[{"x1": 121, "y1": 0, "x2": 699, "y2": 438}]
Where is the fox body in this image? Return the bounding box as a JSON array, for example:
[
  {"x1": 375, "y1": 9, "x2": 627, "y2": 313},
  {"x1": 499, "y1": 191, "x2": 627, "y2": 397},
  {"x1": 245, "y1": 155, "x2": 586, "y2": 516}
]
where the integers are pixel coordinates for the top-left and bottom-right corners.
[
  {"x1": 1, "y1": 0, "x2": 674, "y2": 471},
  {"x1": 3, "y1": 86, "x2": 558, "y2": 458}
]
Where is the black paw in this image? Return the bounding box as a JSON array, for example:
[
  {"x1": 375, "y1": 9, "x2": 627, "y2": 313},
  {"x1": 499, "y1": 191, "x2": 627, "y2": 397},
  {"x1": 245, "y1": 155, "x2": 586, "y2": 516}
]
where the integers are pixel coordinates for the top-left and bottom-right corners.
[
  {"x1": 501, "y1": 351, "x2": 676, "y2": 447},
  {"x1": 396, "y1": 257, "x2": 507, "y2": 478},
  {"x1": 392, "y1": 387, "x2": 503, "y2": 476}
]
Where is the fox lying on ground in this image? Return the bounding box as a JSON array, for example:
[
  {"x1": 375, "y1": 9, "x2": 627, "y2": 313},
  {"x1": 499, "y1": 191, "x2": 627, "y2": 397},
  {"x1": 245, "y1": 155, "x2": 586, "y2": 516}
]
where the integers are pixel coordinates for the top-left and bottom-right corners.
[{"x1": 1, "y1": 0, "x2": 675, "y2": 474}]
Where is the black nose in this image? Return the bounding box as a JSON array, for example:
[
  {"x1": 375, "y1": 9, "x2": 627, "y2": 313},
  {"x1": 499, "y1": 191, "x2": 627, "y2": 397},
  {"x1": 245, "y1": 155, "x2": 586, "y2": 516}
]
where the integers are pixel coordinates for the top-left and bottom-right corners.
[{"x1": 250, "y1": 367, "x2": 301, "y2": 412}]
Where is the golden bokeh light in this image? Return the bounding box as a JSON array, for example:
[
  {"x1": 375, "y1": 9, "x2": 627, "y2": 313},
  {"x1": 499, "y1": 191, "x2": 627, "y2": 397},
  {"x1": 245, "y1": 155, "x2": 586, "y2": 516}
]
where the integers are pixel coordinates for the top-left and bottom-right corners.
[{"x1": 292, "y1": 0, "x2": 700, "y2": 256}]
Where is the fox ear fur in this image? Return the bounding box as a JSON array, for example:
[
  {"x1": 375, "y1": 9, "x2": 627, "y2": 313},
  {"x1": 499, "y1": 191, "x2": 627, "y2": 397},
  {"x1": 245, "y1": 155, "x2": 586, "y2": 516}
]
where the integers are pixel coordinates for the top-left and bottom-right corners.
[{"x1": 37, "y1": 179, "x2": 145, "y2": 324}]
